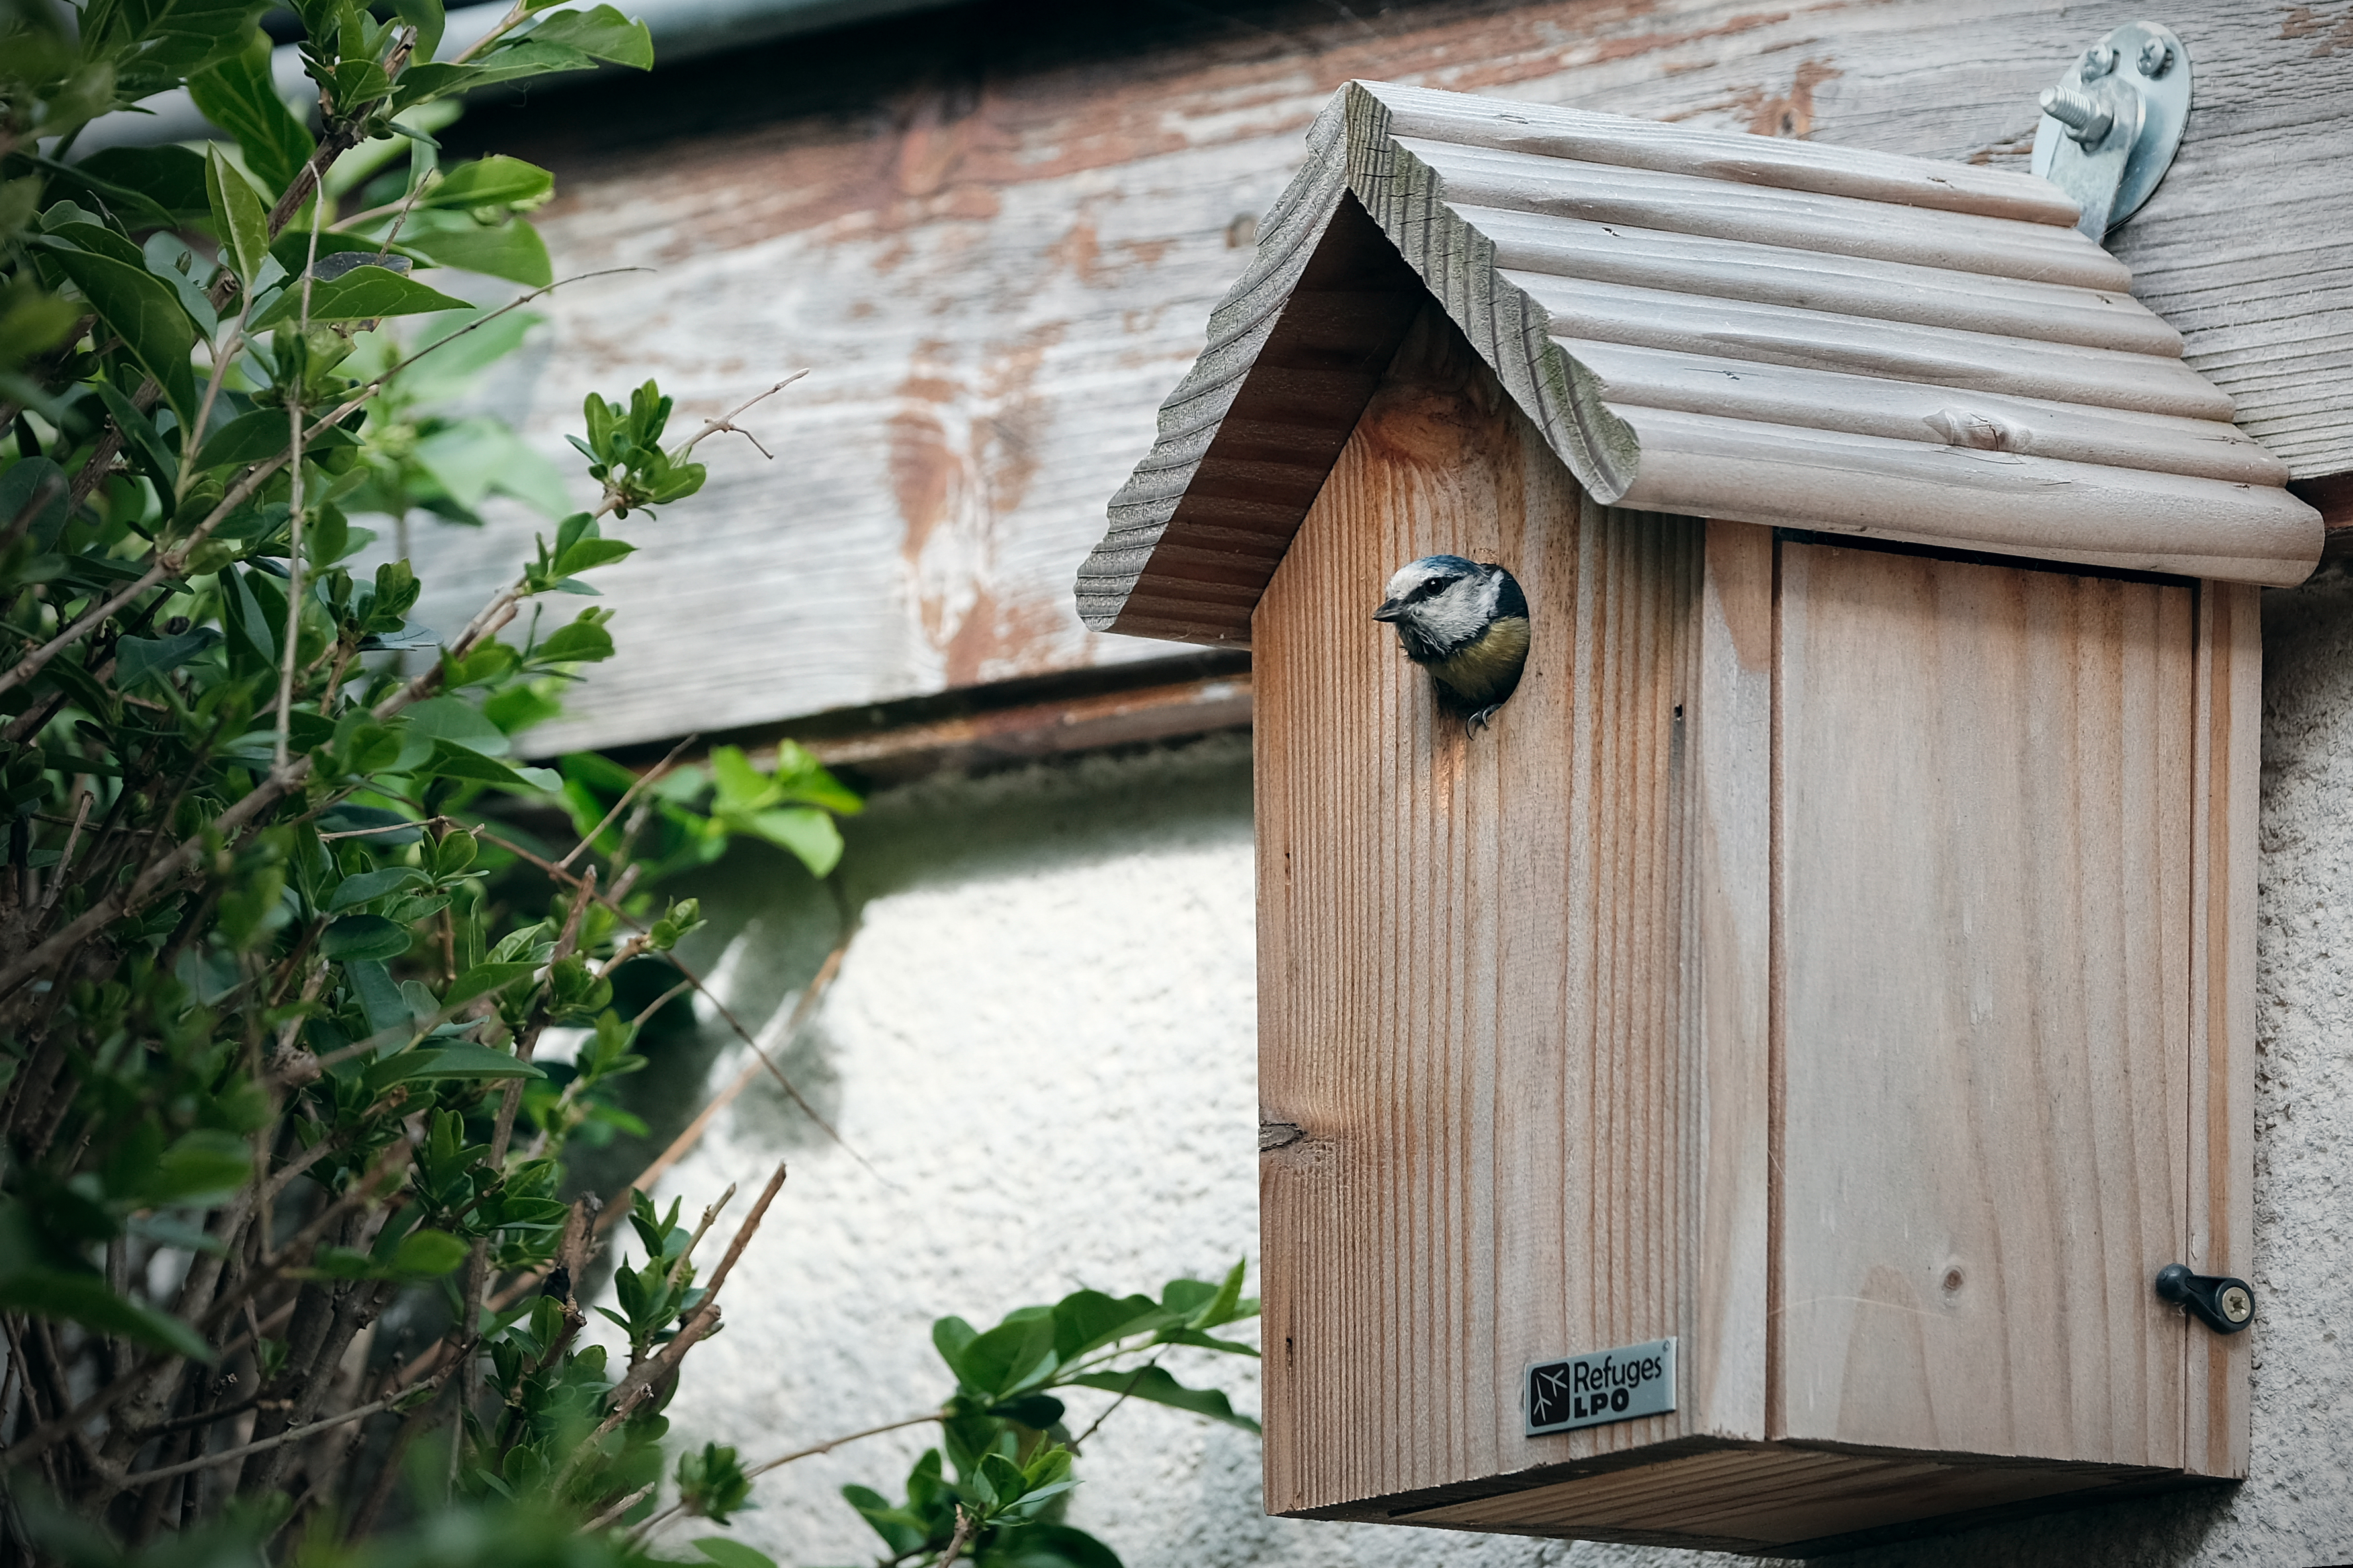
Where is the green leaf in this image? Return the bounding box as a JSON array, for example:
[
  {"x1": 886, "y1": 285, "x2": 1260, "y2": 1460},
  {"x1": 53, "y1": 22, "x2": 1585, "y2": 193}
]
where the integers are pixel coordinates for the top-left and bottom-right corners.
[
  {"x1": 0, "y1": 1270, "x2": 214, "y2": 1361},
  {"x1": 144, "y1": 1129, "x2": 254, "y2": 1206},
  {"x1": 443, "y1": 961, "x2": 537, "y2": 1009},
  {"x1": 205, "y1": 144, "x2": 272, "y2": 286},
  {"x1": 423, "y1": 155, "x2": 554, "y2": 210},
  {"x1": 250, "y1": 265, "x2": 469, "y2": 329},
  {"x1": 189, "y1": 32, "x2": 315, "y2": 197},
  {"x1": 114, "y1": 0, "x2": 275, "y2": 89},
  {"x1": 402, "y1": 217, "x2": 552, "y2": 286},
  {"x1": 746, "y1": 807, "x2": 842, "y2": 878},
  {"x1": 840, "y1": 1485, "x2": 928, "y2": 1557},
  {"x1": 1185, "y1": 1259, "x2": 1247, "y2": 1329},
  {"x1": 322, "y1": 915, "x2": 414, "y2": 962},
  {"x1": 955, "y1": 1309, "x2": 1059, "y2": 1401},
  {"x1": 391, "y1": 1228, "x2": 469, "y2": 1276},
  {"x1": 66, "y1": 147, "x2": 213, "y2": 229},
  {"x1": 691, "y1": 1541, "x2": 776, "y2": 1568},
  {"x1": 413, "y1": 417, "x2": 570, "y2": 515},
  {"x1": 370, "y1": 1043, "x2": 546, "y2": 1089},
  {"x1": 399, "y1": 694, "x2": 512, "y2": 757},
  {"x1": 419, "y1": 739, "x2": 529, "y2": 788},
  {"x1": 114, "y1": 627, "x2": 222, "y2": 690},
  {"x1": 521, "y1": 5, "x2": 652, "y2": 67},
  {"x1": 534, "y1": 616, "x2": 613, "y2": 664},
  {"x1": 93, "y1": 381, "x2": 176, "y2": 490},
  {"x1": 995, "y1": 1524, "x2": 1126, "y2": 1568},
  {"x1": 392, "y1": 0, "x2": 447, "y2": 57},
  {"x1": 47, "y1": 247, "x2": 198, "y2": 423},
  {"x1": 0, "y1": 459, "x2": 69, "y2": 548},
  {"x1": 1064, "y1": 1366, "x2": 1260, "y2": 1432},
  {"x1": 552, "y1": 536, "x2": 632, "y2": 577},
  {"x1": 1051, "y1": 1291, "x2": 1172, "y2": 1362},
  {"x1": 327, "y1": 866, "x2": 425, "y2": 911}
]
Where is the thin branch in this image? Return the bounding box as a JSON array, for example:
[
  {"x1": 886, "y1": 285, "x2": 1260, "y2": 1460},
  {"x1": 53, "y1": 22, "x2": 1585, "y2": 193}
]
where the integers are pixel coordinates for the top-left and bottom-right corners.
[
  {"x1": 581, "y1": 1482, "x2": 655, "y2": 1534},
  {"x1": 748, "y1": 1411, "x2": 942, "y2": 1479},
  {"x1": 33, "y1": 788, "x2": 91, "y2": 917},
  {"x1": 559, "y1": 733, "x2": 697, "y2": 871},
  {"x1": 0, "y1": 268, "x2": 646, "y2": 708},
  {"x1": 118, "y1": 1364, "x2": 445, "y2": 1485},
  {"x1": 675, "y1": 371, "x2": 808, "y2": 461},
  {"x1": 938, "y1": 1506, "x2": 978, "y2": 1568}
]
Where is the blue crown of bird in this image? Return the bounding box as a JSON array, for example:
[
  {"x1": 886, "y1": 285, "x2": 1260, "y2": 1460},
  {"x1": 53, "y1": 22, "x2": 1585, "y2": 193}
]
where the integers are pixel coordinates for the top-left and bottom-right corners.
[{"x1": 1372, "y1": 556, "x2": 1531, "y2": 729}]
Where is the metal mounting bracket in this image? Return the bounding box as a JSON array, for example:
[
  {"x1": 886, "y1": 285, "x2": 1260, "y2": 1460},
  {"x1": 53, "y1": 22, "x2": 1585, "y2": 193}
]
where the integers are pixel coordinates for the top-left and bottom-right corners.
[{"x1": 2032, "y1": 20, "x2": 2192, "y2": 241}]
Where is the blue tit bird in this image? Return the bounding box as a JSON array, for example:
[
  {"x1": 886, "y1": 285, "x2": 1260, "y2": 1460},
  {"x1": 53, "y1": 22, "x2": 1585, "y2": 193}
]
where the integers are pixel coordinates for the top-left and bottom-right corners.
[{"x1": 1372, "y1": 555, "x2": 1531, "y2": 730}]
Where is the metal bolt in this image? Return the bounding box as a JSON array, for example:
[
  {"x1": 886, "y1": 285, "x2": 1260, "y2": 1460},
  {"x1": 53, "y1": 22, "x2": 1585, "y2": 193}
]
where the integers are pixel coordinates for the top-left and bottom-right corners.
[
  {"x1": 2221, "y1": 1285, "x2": 2253, "y2": 1323},
  {"x1": 2080, "y1": 44, "x2": 2118, "y2": 80},
  {"x1": 2040, "y1": 85, "x2": 2114, "y2": 148},
  {"x1": 2137, "y1": 38, "x2": 2174, "y2": 77}
]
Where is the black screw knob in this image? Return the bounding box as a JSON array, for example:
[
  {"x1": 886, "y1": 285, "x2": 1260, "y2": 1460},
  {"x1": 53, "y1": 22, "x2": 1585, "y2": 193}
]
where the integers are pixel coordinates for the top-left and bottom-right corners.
[{"x1": 2154, "y1": 1263, "x2": 2254, "y2": 1335}]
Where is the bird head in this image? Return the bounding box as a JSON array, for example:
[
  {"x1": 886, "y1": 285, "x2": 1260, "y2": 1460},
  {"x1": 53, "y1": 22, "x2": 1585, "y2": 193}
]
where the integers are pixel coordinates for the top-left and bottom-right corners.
[{"x1": 1373, "y1": 555, "x2": 1508, "y2": 661}]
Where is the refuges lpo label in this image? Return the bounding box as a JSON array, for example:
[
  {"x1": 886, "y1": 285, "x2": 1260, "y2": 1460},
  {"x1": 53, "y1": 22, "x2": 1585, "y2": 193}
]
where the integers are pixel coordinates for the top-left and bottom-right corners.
[{"x1": 1524, "y1": 1338, "x2": 1676, "y2": 1436}]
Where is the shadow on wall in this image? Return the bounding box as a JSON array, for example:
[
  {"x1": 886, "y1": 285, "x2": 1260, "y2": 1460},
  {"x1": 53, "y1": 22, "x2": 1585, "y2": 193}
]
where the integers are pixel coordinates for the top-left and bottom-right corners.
[{"x1": 578, "y1": 733, "x2": 1252, "y2": 1202}]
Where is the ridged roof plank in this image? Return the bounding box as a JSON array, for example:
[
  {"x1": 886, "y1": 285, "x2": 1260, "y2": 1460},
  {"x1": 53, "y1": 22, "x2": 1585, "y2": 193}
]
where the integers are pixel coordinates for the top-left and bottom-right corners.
[{"x1": 1077, "y1": 80, "x2": 2321, "y2": 645}]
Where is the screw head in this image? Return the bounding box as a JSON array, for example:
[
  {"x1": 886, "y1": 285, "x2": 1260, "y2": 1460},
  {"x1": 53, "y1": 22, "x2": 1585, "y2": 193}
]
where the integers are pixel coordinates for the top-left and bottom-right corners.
[
  {"x1": 2221, "y1": 1285, "x2": 2253, "y2": 1323},
  {"x1": 2081, "y1": 45, "x2": 2119, "y2": 80},
  {"x1": 2138, "y1": 38, "x2": 2174, "y2": 77}
]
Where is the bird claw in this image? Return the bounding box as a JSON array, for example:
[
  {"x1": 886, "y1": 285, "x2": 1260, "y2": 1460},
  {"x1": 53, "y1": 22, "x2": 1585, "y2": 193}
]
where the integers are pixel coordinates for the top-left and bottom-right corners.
[{"x1": 1465, "y1": 705, "x2": 1502, "y2": 733}]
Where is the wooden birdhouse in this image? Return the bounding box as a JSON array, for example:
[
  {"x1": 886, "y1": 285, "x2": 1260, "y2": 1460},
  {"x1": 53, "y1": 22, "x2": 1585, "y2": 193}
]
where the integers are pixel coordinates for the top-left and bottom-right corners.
[{"x1": 1075, "y1": 81, "x2": 2322, "y2": 1555}]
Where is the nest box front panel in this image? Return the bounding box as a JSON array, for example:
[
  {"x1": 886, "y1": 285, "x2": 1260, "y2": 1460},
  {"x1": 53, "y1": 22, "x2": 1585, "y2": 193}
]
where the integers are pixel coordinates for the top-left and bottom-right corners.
[
  {"x1": 1254, "y1": 310, "x2": 1707, "y2": 1516},
  {"x1": 1775, "y1": 541, "x2": 2196, "y2": 1467}
]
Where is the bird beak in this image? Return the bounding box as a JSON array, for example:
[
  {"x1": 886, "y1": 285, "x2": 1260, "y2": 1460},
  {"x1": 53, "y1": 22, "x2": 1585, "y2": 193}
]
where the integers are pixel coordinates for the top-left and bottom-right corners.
[{"x1": 1371, "y1": 600, "x2": 1404, "y2": 622}]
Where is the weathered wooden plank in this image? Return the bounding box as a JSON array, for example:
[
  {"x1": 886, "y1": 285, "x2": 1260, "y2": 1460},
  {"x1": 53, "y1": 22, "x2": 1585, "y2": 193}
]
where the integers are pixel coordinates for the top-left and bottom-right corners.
[
  {"x1": 1773, "y1": 541, "x2": 2194, "y2": 1466},
  {"x1": 428, "y1": 0, "x2": 2351, "y2": 750},
  {"x1": 1572, "y1": 343, "x2": 2284, "y2": 487},
  {"x1": 2183, "y1": 579, "x2": 2259, "y2": 1479},
  {"x1": 1691, "y1": 520, "x2": 1773, "y2": 1442},
  {"x1": 1255, "y1": 304, "x2": 1703, "y2": 1514},
  {"x1": 1463, "y1": 207, "x2": 2184, "y2": 355},
  {"x1": 1617, "y1": 409, "x2": 2321, "y2": 586},
  {"x1": 1400, "y1": 1444, "x2": 2166, "y2": 1551},
  {"x1": 1400, "y1": 136, "x2": 2129, "y2": 290},
  {"x1": 1513, "y1": 272, "x2": 2227, "y2": 419}
]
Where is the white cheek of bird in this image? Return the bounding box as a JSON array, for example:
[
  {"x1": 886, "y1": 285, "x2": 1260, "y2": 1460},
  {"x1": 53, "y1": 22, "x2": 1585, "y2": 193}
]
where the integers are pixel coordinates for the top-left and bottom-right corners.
[{"x1": 1371, "y1": 554, "x2": 1531, "y2": 731}]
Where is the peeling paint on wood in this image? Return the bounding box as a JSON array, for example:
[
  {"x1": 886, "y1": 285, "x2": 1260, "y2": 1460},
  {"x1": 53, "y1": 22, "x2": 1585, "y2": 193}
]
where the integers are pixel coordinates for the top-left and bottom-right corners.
[{"x1": 413, "y1": 0, "x2": 2353, "y2": 753}]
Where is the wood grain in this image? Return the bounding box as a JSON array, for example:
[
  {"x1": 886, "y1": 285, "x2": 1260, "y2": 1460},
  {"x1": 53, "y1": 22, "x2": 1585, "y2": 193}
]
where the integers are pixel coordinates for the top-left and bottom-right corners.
[
  {"x1": 1772, "y1": 542, "x2": 2195, "y2": 1466},
  {"x1": 1084, "y1": 77, "x2": 2317, "y2": 643},
  {"x1": 398, "y1": 0, "x2": 2352, "y2": 751},
  {"x1": 1396, "y1": 1442, "x2": 2170, "y2": 1553},
  {"x1": 1256, "y1": 303, "x2": 1703, "y2": 1514},
  {"x1": 1614, "y1": 409, "x2": 2321, "y2": 587},
  {"x1": 1691, "y1": 519, "x2": 1774, "y2": 1442},
  {"x1": 2184, "y1": 580, "x2": 2258, "y2": 1479},
  {"x1": 1568, "y1": 343, "x2": 2287, "y2": 489}
]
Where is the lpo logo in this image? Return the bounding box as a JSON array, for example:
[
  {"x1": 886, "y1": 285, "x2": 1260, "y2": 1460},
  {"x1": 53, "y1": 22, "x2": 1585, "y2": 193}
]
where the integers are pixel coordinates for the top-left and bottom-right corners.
[{"x1": 1524, "y1": 1337, "x2": 1676, "y2": 1436}]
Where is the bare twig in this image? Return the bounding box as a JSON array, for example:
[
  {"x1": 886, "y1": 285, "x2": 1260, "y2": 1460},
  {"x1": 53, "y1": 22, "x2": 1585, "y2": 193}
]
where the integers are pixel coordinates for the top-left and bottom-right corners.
[
  {"x1": 675, "y1": 371, "x2": 808, "y2": 461},
  {"x1": 34, "y1": 788, "x2": 91, "y2": 917},
  {"x1": 581, "y1": 1482, "x2": 655, "y2": 1534},
  {"x1": 0, "y1": 268, "x2": 646, "y2": 709},
  {"x1": 938, "y1": 1505, "x2": 978, "y2": 1568},
  {"x1": 559, "y1": 734, "x2": 697, "y2": 871}
]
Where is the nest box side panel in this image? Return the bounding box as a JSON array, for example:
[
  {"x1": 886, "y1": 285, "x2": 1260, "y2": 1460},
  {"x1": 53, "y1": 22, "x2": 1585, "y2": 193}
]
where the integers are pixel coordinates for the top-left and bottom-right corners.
[
  {"x1": 1255, "y1": 303, "x2": 1708, "y2": 1518},
  {"x1": 2184, "y1": 581, "x2": 2258, "y2": 1481},
  {"x1": 1773, "y1": 542, "x2": 2198, "y2": 1468}
]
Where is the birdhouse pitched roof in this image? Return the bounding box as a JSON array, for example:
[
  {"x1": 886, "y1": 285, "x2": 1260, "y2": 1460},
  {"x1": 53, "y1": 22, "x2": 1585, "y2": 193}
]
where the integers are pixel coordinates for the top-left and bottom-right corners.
[{"x1": 1076, "y1": 81, "x2": 2323, "y2": 645}]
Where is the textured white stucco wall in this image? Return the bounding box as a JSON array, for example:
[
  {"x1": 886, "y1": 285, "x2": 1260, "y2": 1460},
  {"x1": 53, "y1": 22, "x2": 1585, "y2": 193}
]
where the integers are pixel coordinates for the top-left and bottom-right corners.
[{"x1": 606, "y1": 571, "x2": 2353, "y2": 1567}]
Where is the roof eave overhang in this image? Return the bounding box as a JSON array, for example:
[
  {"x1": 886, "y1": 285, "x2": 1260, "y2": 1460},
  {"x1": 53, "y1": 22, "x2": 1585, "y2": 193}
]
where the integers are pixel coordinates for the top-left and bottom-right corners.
[{"x1": 1076, "y1": 81, "x2": 2324, "y2": 648}]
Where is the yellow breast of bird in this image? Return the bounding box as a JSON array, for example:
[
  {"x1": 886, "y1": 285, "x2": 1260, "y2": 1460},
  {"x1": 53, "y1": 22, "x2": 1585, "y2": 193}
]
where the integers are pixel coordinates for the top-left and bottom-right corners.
[{"x1": 1430, "y1": 615, "x2": 1530, "y2": 704}]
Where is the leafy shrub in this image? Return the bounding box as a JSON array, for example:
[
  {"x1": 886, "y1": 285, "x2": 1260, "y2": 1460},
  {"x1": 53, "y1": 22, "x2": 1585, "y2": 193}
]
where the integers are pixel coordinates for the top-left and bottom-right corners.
[{"x1": 0, "y1": 0, "x2": 1255, "y2": 1563}]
